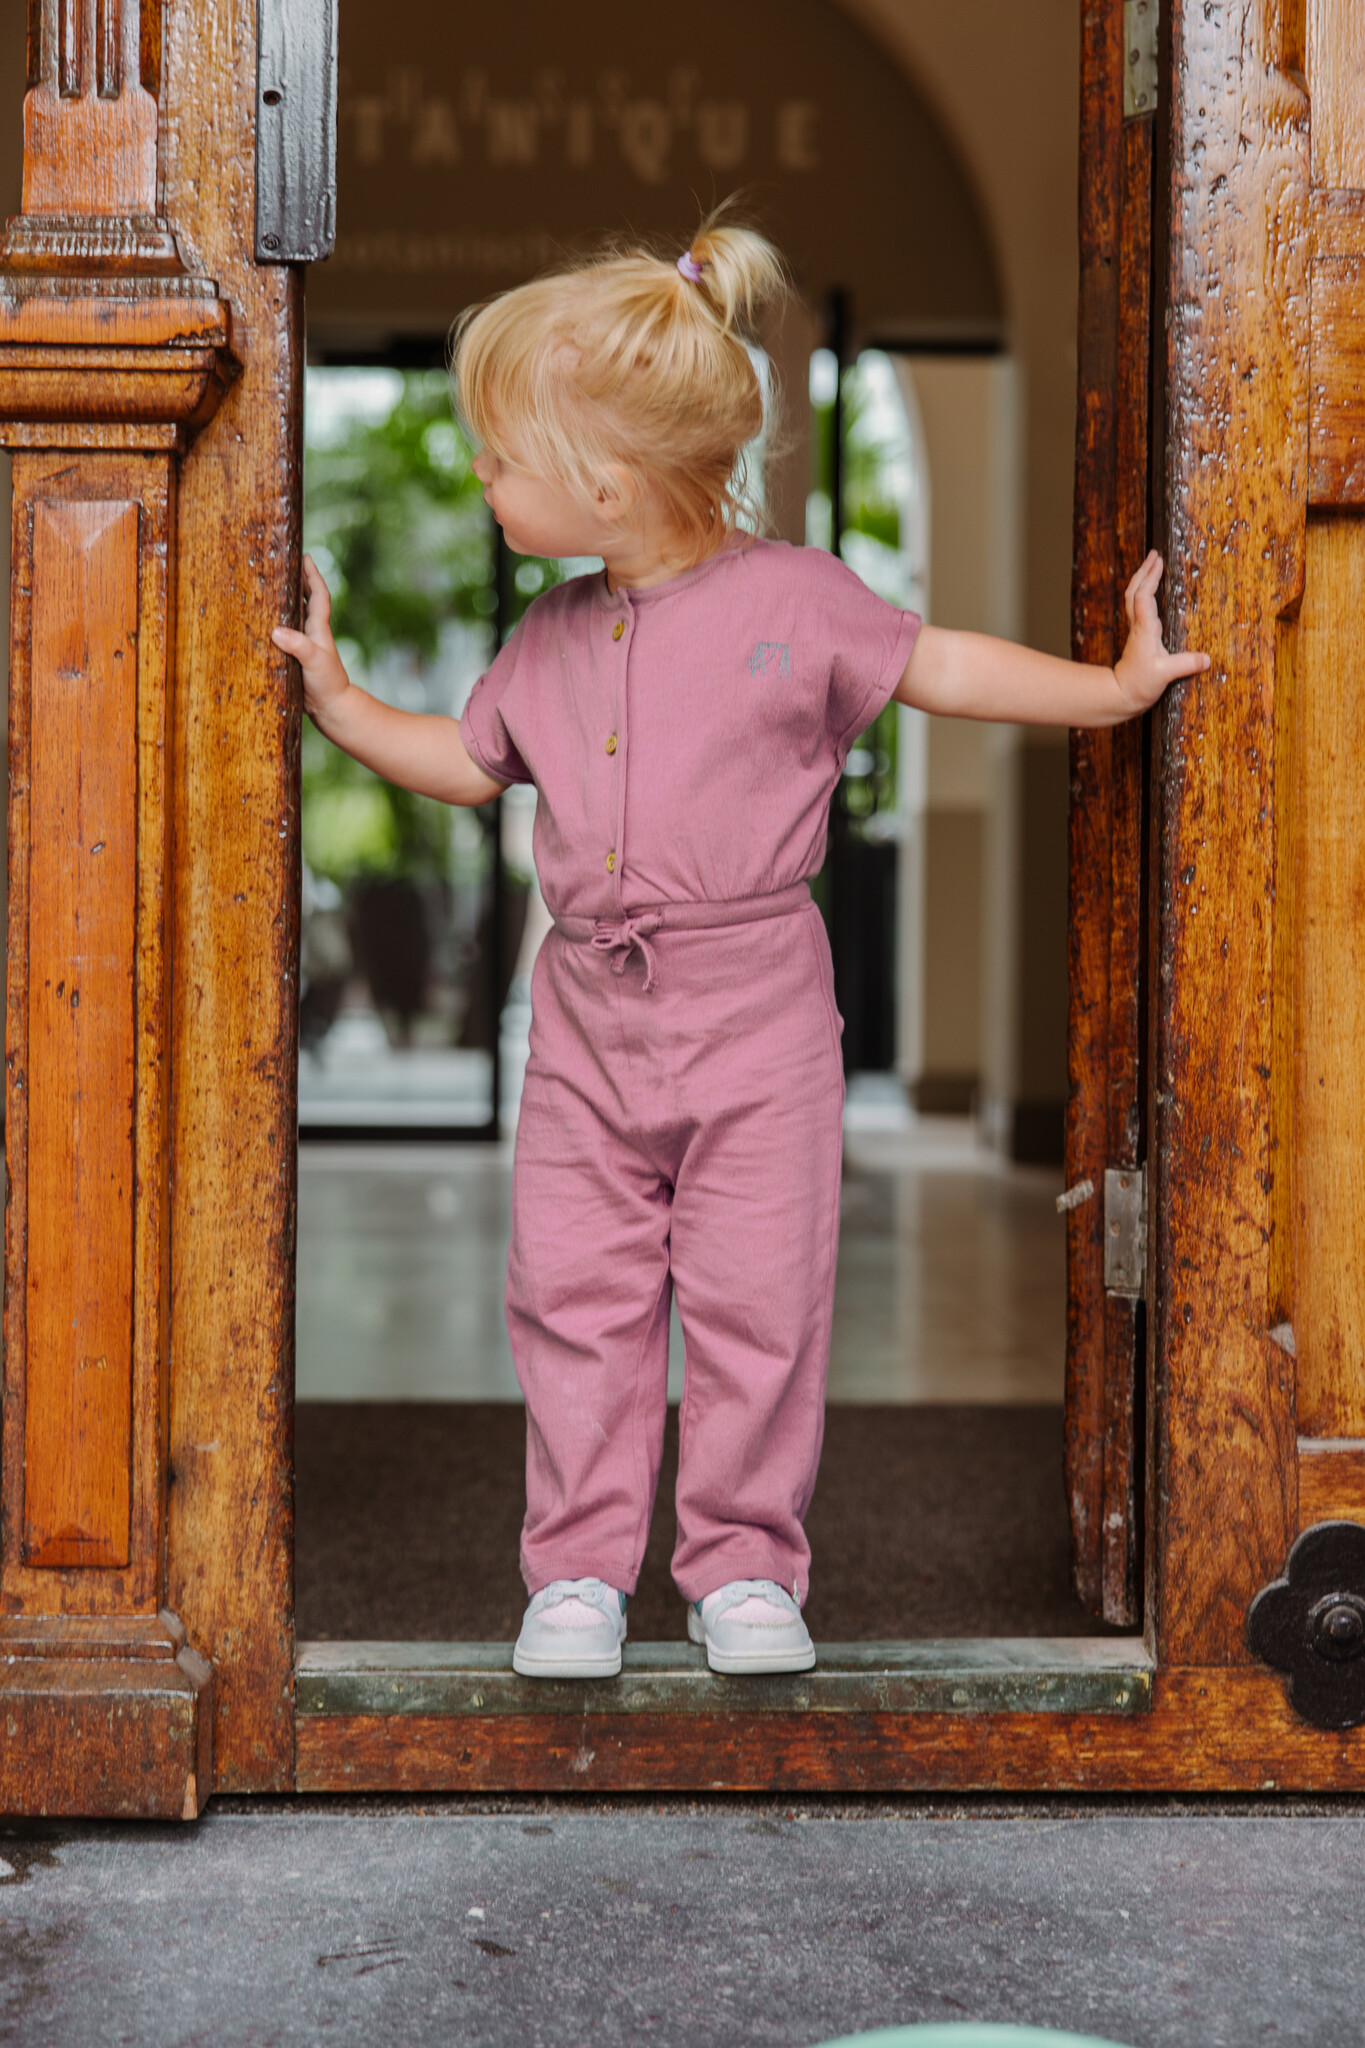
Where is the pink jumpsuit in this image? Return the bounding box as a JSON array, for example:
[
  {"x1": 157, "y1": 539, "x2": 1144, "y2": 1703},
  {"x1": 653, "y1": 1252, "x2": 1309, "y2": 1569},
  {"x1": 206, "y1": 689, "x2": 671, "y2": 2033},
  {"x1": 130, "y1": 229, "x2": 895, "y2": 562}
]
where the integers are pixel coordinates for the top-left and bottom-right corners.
[{"x1": 460, "y1": 538, "x2": 920, "y2": 1605}]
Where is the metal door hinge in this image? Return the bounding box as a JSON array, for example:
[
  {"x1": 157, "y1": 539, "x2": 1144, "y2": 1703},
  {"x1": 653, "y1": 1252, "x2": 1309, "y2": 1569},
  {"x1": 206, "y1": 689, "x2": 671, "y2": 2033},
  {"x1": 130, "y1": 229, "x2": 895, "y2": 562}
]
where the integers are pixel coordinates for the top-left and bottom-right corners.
[
  {"x1": 1104, "y1": 1166, "x2": 1147, "y2": 1297},
  {"x1": 256, "y1": 0, "x2": 338, "y2": 264},
  {"x1": 1123, "y1": 0, "x2": 1159, "y2": 119}
]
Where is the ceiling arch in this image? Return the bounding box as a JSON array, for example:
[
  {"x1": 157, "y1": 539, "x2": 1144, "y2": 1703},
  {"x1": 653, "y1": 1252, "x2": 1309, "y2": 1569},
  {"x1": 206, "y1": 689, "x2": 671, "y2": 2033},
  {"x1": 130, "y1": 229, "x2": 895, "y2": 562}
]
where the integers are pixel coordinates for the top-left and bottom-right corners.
[{"x1": 308, "y1": 0, "x2": 1004, "y2": 350}]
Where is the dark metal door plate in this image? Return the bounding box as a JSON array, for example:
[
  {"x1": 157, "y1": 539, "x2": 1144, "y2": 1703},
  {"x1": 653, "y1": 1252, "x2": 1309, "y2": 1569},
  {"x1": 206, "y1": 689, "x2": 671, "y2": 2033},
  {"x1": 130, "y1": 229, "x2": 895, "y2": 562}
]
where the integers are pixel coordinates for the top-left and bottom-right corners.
[
  {"x1": 256, "y1": 0, "x2": 338, "y2": 263},
  {"x1": 1248, "y1": 1521, "x2": 1365, "y2": 1730}
]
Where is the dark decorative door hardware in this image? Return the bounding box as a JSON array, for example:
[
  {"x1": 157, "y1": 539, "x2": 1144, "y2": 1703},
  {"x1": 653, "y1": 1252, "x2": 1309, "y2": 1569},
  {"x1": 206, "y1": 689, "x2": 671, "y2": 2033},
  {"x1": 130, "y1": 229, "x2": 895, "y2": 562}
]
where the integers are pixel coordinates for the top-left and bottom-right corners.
[
  {"x1": 256, "y1": 0, "x2": 338, "y2": 262},
  {"x1": 1247, "y1": 1522, "x2": 1365, "y2": 1731}
]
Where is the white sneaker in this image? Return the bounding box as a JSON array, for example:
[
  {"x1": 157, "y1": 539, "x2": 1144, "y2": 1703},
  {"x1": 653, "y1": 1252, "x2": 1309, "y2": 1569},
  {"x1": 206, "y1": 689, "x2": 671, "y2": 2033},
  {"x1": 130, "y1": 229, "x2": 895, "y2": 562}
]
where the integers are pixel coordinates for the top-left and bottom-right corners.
[
  {"x1": 687, "y1": 1579, "x2": 816, "y2": 1675},
  {"x1": 513, "y1": 1578, "x2": 627, "y2": 1678}
]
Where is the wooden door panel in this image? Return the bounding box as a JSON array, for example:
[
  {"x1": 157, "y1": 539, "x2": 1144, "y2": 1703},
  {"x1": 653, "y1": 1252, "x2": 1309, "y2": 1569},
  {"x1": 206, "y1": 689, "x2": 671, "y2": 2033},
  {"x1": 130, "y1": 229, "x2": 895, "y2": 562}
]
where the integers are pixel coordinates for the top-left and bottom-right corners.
[
  {"x1": 1270, "y1": 23, "x2": 1365, "y2": 1545},
  {"x1": 24, "y1": 495, "x2": 139, "y2": 1570},
  {"x1": 1286, "y1": 514, "x2": 1365, "y2": 1437},
  {"x1": 1150, "y1": 0, "x2": 1308, "y2": 1666},
  {"x1": 1307, "y1": 0, "x2": 1365, "y2": 189},
  {"x1": 1281, "y1": 149, "x2": 1365, "y2": 1449},
  {"x1": 3, "y1": 448, "x2": 179, "y2": 1619},
  {"x1": 1309, "y1": 248, "x2": 1365, "y2": 500}
]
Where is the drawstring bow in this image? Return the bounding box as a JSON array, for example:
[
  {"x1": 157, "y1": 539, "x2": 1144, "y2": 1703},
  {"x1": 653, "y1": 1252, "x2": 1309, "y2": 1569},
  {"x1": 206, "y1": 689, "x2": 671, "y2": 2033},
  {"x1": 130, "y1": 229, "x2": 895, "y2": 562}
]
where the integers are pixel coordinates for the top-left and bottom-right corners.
[{"x1": 590, "y1": 913, "x2": 664, "y2": 993}]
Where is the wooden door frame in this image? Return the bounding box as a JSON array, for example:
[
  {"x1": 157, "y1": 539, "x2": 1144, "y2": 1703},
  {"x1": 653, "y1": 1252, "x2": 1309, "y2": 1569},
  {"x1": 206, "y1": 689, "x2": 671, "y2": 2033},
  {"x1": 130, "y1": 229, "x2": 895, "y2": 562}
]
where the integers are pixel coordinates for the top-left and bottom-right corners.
[
  {"x1": 4, "y1": 0, "x2": 1365, "y2": 1813},
  {"x1": 0, "y1": 0, "x2": 297, "y2": 1814},
  {"x1": 1065, "y1": 0, "x2": 1153, "y2": 1633}
]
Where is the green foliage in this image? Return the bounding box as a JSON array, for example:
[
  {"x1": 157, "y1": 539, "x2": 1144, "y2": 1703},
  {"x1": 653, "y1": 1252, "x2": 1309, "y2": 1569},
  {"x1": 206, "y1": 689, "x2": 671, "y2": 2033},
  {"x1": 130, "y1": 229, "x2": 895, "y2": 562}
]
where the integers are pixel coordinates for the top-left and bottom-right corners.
[
  {"x1": 301, "y1": 717, "x2": 460, "y2": 886},
  {"x1": 502, "y1": 553, "x2": 566, "y2": 638},
  {"x1": 810, "y1": 359, "x2": 903, "y2": 557},
  {"x1": 299, "y1": 372, "x2": 494, "y2": 887},
  {"x1": 810, "y1": 357, "x2": 907, "y2": 827},
  {"x1": 305, "y1": 373, "x2": 493, "y2": 664},
  {"x1": 844, "y1": 368, "x2": 903, "y2": 555},
  {"x1": 300, "y1": 371, "x2": 563, "y2": 888}
]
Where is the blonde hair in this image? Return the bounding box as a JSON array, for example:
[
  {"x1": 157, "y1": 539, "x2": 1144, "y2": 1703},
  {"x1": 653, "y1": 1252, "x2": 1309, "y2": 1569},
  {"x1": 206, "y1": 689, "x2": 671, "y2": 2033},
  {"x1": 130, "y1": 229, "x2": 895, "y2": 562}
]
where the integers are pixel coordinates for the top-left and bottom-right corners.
[{"x1": 451, "y1": 212, "x2": 789, "y2": 564}]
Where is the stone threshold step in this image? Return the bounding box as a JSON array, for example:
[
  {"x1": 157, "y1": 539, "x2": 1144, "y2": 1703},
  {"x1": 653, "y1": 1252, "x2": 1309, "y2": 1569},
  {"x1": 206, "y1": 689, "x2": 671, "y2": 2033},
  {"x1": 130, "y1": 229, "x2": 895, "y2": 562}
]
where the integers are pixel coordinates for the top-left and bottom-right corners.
[{"x1": 296, "y1": 1638, "x2": 1152, "y2": 1718}]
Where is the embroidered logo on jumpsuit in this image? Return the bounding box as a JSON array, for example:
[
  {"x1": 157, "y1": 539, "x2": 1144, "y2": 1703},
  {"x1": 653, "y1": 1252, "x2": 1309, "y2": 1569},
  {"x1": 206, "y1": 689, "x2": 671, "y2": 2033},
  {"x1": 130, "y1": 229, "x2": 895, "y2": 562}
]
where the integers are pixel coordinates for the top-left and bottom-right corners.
[{"x1": 748, "y1": 641, "x2": 791, "y2": 678}]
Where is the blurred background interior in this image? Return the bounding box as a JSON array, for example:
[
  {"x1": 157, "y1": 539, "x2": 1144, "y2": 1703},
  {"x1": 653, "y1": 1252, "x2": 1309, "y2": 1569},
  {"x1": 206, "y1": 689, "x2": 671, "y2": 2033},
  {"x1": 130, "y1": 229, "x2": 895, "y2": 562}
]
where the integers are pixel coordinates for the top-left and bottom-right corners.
[{"x1": 0, "y1": 0, "x2": 1097, "y2": 1646}]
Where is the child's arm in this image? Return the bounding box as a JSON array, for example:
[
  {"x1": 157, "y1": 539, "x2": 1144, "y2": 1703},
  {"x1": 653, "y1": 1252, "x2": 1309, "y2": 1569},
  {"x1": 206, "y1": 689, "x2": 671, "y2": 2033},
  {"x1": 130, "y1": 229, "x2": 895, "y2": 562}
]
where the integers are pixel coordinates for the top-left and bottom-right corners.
[
  {"x1": 273, "y1": 556, "x2": 508, "y2": 806},
  {"x1": 895, "y1": 550, "x2": 1209, "y2": 727}
]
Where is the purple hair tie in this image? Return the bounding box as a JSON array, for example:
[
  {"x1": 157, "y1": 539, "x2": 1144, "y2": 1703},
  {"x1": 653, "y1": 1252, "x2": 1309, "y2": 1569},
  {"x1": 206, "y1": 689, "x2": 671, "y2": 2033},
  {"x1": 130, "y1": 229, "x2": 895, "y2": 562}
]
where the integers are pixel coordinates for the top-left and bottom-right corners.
[{"x1": 676, "y1": 252, "x2": 705, "y2": 283}]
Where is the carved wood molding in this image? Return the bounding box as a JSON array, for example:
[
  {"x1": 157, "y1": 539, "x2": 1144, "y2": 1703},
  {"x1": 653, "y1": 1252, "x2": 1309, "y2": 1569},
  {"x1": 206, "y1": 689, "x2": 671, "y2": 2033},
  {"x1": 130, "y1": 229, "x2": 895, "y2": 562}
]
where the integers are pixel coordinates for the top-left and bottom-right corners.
[
  {"x1": 0, "y1": 231, "x2": 230, "y2": 358},
  {"x1": 21, "y1": 0, "x2": 159, "y2": 220},
  {"x1": 0, "y1": 1610, "x2": 211, "y2": 1818},
  {"x1": 0, "y1": 0, "x2": 233, "y2": 399},
  {"x1": 0, "y1": 343, "x2": 234, "y2": 450}
]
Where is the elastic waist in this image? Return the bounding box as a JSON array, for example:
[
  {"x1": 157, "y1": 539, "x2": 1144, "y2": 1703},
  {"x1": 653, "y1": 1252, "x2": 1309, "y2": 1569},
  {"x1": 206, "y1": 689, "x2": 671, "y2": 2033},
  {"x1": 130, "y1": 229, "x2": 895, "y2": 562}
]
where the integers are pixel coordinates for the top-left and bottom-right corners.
[
  {"x1": 554, "y1": 883, "x2": 810, "y2": 945},
  {"x1": 553, "y1": 884, "x2": 811, "y2": 993}
]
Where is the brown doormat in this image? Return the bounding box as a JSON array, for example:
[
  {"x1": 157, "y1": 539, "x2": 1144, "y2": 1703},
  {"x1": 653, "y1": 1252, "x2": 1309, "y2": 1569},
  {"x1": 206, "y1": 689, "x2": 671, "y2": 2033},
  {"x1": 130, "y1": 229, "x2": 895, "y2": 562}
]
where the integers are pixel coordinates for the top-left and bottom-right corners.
[{"x1": 296, "y1": 1403, "x2": 1113, "y2": 1643}]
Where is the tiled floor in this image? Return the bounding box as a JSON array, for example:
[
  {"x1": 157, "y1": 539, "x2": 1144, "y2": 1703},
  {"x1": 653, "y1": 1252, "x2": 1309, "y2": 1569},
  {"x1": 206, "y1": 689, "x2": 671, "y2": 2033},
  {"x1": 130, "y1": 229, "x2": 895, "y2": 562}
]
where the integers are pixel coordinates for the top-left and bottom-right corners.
[{"x1": 296, "y1": 1111, "x2": 1066, "y2": 1404}]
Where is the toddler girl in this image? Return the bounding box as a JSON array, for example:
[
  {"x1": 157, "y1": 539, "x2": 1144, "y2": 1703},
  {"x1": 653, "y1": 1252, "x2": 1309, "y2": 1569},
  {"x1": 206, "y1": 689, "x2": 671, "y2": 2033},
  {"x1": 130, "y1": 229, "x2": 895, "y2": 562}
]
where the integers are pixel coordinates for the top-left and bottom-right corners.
[{"x1": 275, "y1": 218, "x2": 1206, "y2": 1680}]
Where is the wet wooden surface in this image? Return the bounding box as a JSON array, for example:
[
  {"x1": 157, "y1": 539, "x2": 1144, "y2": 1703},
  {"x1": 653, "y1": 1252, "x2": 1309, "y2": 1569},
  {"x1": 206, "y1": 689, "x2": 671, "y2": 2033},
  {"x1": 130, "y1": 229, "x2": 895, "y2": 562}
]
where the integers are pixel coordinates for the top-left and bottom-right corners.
[
  {"x1": 1150, "y1": 0, "x2": 1308, "y2": 1666},
  {"x1": 1065, "y1": 0, "x2": 1148, "y2": 1627},
  {"x1": 159, "y1": 0, "x2": 302, "y2": 1795}
]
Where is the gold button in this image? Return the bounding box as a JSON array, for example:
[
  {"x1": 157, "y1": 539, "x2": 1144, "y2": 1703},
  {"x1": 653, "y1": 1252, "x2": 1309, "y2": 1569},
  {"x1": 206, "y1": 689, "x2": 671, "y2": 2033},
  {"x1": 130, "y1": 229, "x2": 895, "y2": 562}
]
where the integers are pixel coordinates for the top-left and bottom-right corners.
[
  {"x1": 612, "y1": 620, "x2": 625, "y2": 641},
  {"x1": 606, "y1": 851, "x2": 616, "y2": 873},
  {"x1": 606, "y1": 734, "x2": 618, "y2": 755}
]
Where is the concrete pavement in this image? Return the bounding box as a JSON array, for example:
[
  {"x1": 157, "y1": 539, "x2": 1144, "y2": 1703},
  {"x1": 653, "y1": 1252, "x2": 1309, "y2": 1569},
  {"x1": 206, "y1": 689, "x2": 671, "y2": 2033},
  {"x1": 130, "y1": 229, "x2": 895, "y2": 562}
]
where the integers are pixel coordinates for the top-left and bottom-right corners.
[{"x1": 1, "y1": 1801, "x2": 1361, "y2": 2046}]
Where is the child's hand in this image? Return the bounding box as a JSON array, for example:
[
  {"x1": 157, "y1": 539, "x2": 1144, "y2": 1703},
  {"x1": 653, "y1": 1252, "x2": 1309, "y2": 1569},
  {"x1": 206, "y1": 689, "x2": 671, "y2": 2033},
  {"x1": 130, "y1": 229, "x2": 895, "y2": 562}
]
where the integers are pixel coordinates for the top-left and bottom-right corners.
[
  {"x1": 272, "y1": 555, "x2": 351, "y2": 721},
  {"x1": 1113, "y1": 550, "x2": 1211, "y2": 715}
]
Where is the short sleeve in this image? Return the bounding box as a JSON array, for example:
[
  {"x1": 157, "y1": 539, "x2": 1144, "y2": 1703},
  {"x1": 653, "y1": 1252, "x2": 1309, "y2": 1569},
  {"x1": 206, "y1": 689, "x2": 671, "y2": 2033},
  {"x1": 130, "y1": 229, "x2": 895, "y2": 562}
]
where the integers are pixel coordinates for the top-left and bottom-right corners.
[
  {"x1": 459, "y1": 620, "x2": 534, "y2": 787},
  {"x1": 812, "y1": 553, "x2": 921, "y2": 760}
]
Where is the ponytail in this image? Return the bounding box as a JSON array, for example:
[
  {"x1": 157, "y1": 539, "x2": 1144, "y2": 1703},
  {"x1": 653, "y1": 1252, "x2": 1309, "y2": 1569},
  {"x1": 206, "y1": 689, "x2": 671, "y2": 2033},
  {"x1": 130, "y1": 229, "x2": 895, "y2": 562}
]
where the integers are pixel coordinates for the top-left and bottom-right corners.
[{"x1": 675, "y1": 218, "x2": 789, "y2": 342}]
